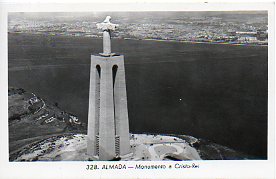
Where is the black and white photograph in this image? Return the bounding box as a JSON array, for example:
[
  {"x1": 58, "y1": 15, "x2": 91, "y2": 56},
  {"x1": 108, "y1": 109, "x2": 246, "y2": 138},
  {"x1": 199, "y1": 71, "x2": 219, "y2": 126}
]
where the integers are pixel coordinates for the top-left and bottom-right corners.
[
  {"x1": 8, "y1": 11, "x2": 269, "y2": 161},
  {"x1": 0, "y1": 1, "x2": 275, "y2": 179}
]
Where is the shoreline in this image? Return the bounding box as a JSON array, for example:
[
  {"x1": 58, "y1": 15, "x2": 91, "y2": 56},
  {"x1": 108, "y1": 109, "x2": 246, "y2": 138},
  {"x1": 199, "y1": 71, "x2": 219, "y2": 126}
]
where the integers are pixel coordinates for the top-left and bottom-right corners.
[
  {"x1": 8, "y1": 32, "x2": 268, "y2": 47},
  {"x1": 141, "y1": 38, "x2": 268, "y2": 47}
]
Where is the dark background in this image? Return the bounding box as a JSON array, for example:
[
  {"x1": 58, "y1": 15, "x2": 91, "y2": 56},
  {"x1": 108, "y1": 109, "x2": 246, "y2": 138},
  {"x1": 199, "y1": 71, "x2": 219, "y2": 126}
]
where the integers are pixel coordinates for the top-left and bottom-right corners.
[{"x1": 8, "y1": 33, "x2": 268, "y2": 159}]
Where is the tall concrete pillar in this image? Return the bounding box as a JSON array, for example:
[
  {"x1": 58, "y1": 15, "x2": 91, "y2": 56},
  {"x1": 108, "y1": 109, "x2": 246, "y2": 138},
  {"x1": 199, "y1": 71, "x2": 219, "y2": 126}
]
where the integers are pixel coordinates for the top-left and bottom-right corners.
[{"x1": 87, "y1": 16, "x2": 130, "y2": 160}]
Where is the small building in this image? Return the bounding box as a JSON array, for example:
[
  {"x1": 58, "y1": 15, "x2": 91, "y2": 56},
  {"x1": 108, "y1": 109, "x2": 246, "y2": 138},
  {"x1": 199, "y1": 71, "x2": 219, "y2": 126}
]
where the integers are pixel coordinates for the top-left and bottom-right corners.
[{"x1": 235, "y1": 31, "x2": 258, "y2": 43}]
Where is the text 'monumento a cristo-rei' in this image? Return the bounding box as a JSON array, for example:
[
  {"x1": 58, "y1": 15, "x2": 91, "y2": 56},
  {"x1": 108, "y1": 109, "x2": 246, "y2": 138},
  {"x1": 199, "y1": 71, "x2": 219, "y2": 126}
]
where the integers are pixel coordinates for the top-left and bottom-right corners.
[{"x1": 87, "y1": 16, "x2": 131, "y2": 160}]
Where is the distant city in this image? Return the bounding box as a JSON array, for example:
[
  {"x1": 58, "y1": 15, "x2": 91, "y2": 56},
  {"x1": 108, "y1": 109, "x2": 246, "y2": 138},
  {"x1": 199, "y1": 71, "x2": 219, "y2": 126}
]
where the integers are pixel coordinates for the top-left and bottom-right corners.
[{"x1": 8, "y1": 12, "x2": 268, "y2": 45}]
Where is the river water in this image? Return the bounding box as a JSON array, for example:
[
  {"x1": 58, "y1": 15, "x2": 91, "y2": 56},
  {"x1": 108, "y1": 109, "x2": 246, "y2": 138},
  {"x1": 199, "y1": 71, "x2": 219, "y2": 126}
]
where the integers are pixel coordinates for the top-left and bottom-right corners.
[{"x1": 8, "y1": 33, "x2": 268, "y2": 158}]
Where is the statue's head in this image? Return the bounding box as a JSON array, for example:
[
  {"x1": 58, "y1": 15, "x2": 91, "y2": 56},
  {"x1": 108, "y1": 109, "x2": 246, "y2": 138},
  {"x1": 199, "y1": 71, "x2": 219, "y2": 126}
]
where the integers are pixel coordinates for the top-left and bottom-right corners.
[
  {"x1": 97, "y1": 16, "x2": 118, "y2": 31},
  {"x1": 103, "y1": 16, "x2": 112, "y2": 23}
]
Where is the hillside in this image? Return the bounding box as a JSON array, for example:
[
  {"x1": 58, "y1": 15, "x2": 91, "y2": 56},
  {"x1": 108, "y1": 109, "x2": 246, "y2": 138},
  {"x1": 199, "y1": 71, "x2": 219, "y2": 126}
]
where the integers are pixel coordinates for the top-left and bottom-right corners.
[{"x1": 8, "y1": 87, "x2": 86, "y2": 156}]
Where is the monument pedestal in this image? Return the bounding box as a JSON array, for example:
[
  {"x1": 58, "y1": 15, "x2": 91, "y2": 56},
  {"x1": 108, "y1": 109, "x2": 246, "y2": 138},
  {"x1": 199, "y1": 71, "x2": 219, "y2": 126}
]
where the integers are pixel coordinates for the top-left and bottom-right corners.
[{"x1": 87, "y1": 55, "x2": 131, "y2": 160}]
